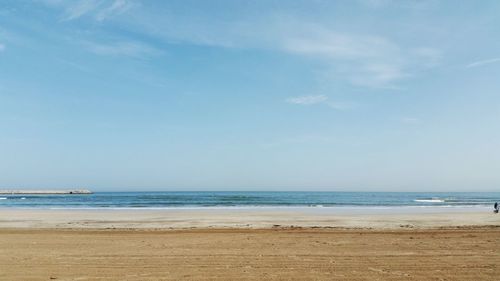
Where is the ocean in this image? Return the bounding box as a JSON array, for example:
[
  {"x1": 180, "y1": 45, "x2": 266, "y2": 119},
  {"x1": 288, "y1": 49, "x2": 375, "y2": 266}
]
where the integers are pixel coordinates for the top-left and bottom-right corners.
[{"x1": 0, "y1": 191, "x2": 499, "y2": 209}]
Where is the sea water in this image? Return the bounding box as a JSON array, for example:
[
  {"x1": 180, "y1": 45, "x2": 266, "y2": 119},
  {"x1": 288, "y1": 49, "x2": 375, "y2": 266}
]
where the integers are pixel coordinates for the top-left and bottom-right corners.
[{"x1": 0, "y1": 191, "x2": 499, "y2": 209}]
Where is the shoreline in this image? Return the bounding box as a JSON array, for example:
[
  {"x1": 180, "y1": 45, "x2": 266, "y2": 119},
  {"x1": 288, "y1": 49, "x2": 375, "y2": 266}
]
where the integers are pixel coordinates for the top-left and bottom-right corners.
[
  {"x1": 1, "y1": 206, "x2": 498, "y2": 230},
  {"x1": 0, "y1": 204, "x2": 492, "y2": 209}
]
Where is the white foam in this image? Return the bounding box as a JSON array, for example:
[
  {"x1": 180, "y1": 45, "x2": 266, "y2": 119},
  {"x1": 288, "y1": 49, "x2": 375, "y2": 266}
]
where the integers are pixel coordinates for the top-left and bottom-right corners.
[{"x1": 0, "y1": 197, "x2": 7, "y2": 200}]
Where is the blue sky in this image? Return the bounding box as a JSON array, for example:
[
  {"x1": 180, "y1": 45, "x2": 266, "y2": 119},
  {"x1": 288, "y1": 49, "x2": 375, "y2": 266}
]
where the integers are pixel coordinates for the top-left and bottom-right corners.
[{"x1": 1, "y1": 0, "x2": 500, "y2": 191}]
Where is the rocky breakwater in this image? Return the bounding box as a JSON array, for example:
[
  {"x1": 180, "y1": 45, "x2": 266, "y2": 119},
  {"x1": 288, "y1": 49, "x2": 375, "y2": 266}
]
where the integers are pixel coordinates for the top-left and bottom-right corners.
[{"x1": 0, "y1": 189, "x2": 93, "y2": 194}]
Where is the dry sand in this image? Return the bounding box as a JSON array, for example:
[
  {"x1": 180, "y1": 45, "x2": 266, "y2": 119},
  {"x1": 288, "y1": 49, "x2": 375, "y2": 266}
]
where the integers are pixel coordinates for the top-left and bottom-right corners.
[
  {"x1": 1, "y1": 228, "x2": 499, "y2": 280},
  {"x1": 1, "y1": 208, "x2": 499, "y2": 280}
]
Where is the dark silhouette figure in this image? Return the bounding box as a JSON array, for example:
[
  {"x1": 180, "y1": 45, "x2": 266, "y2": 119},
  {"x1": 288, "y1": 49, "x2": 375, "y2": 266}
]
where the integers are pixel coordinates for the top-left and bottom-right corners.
[{"x1": 494, "y1": 202, "x2": 499, "y2": 214}]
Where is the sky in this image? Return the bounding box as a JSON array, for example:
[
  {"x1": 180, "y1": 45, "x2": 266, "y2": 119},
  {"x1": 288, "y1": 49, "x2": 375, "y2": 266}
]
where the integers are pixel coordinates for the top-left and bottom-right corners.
[{"x1": 1, "y1": 0, "x2": 500, "y2": 191}]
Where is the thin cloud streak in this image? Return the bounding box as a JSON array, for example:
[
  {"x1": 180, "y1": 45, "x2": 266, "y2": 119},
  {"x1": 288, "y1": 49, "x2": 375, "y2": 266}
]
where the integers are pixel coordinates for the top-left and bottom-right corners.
[
  {"x1": 43, "y1": 1, "x2": 441, "y2": 88},
  {"x1": 96, "y1": 0, "x2": 136, "y2": 21},
  {"x1": 62, "y1": 0, "x2": 100, "y2": 21},
  {"x1": 466, "y1": 58, "x2": 500, "y2": 68},
  {"x1": 286, "y1": 95, "x2": 355, "y2": 110},
  {"x1": 83, "y1": 41, "x2": 162, "y2": 58},
  {"x1": 60, "y1": 0, "x2": 134, "y2": 21},
  {"x1": 282, "y1": 27, "x2": 439, "y2": 87},
  {"x1": 286, "y1": 95, "x2": 328, "y2": 105}
]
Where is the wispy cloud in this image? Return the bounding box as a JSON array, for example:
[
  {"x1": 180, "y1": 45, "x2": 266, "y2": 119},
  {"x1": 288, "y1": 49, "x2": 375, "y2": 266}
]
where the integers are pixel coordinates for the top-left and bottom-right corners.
[
  {"x1": 286, "y1": 95, "x2": 355, "y2": 110},
  {"x1": 466, "y1": 58, "x2": 500, "y2": 68},
  {"x1": 60, "y1": 0, "x2": 134, "y2": 21},
  {"x1": 62, "y1": 0, "x2": 100, "y2": 21},
  {"x1": 282, "y1": 26, "x2": 439, "y2": 87},
  {"x1": 0, "y1": 43, "x2": 5, "y2": 52},
  {"x1": 283, "y1": 29, "x2": 399, "y2": 61},
  {"x1": 411, "y1": 47, "x2": 442, "y2": 67},
  {"x1": 83, "y1": 41, "x2": 161, "y2": 58},
  {"x1": 95, "y1": 0, "x2": 135, "y2": 21},
  {"x1": 286, "y1": 95, "x2": 328, "y2": 105},
  {"x1": 347, "y1": 63, "x2": 409, "y2": 88},
  {"x1": 41, "y1": 2, "x2": 441, "y2": 88}
]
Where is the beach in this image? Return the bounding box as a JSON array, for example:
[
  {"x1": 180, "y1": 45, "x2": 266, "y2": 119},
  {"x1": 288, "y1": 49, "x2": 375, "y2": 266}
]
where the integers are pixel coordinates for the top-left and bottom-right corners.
[
  {"x1": 1, "y1": 228, "x2": 499, "y2": 280},
  {"x1": 4, "y1": 0, "x2": 500, "y2": 279},
  {"x1": 1, "y1": 208, "x2": 499, "y2": 280}
]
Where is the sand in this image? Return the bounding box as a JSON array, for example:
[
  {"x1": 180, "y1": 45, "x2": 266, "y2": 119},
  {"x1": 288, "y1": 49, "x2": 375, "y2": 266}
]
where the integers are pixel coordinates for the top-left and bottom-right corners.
[
  {"x1": 1, "y1": 208, "x2": 499, "y2": 280},
  {"x1": 0, "y1": 207, "x2": 499, "y2": 229},
  {"x1": 1, "y1": 228, "x2": 499, "y2": 280}
]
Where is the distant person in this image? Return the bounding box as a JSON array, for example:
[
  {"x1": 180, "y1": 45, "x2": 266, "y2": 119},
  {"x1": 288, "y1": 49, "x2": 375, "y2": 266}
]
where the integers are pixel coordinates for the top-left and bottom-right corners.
[{"x1": 494, "y1": 202, "x2": 499, "y2": 214}]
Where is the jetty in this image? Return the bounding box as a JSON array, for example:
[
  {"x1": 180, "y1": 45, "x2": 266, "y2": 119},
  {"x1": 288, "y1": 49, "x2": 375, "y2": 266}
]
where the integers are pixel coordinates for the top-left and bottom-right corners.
[{"x1": 0, "y1": 189, "x2": 92, "y2": 195}]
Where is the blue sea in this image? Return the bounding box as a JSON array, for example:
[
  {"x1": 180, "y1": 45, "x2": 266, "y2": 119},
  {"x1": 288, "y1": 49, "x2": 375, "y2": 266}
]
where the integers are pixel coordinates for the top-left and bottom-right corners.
[{"x1": 0, "y1": 191, "x2": 499, "y2": 209}]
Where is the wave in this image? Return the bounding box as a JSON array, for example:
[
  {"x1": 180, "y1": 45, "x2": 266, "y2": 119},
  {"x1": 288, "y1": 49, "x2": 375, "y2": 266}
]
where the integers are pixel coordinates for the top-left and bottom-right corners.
[{"x1": 0, "y1": 197, "x2": 6, "y2": 200}]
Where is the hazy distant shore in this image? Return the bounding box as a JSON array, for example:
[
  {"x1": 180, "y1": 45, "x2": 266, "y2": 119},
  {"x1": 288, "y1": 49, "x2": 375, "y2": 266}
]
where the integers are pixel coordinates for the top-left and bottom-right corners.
[
  {"x1": 0, "y1": 207, "x2": 497, "y2": 229},
  {"x1": 0, "y1": 189, "x2": 92, "y2": 194}
]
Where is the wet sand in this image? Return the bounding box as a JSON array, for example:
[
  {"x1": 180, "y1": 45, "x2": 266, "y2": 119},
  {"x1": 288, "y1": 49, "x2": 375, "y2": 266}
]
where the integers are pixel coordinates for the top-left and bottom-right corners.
[{"x1": 1, "y1": 228, "x2": 499, "y2": 280}]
